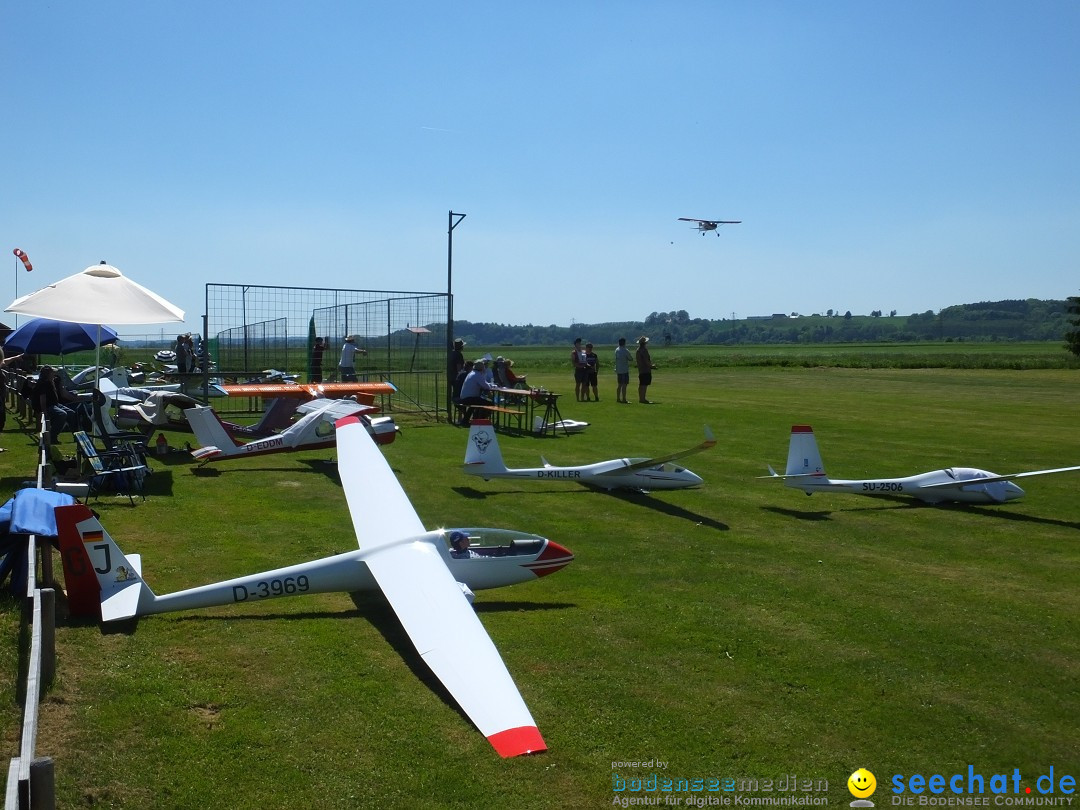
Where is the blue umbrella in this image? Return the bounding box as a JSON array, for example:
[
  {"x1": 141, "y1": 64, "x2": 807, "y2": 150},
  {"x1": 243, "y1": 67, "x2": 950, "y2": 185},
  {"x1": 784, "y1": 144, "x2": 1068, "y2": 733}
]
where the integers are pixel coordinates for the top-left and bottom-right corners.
[{"x1": 3, "y1": 318, "x2": 118, "y2": 356}]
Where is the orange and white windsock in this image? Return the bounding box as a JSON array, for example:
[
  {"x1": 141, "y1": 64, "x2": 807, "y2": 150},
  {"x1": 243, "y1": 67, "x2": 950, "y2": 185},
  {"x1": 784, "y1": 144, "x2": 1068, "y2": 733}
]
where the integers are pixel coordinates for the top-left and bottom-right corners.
[{"x1": 13, "y1": 248, "x2": 32, "y2": 272}]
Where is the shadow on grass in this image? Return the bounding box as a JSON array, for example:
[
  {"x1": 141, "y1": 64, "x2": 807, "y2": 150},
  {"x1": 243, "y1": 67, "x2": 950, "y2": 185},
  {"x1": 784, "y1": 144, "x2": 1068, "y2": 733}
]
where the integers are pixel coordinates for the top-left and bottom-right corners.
[
  {"x1": 936, "y1": 502, "x2": 1080, "y2": 531},
  {"x1": 761, "y1": 506, "x2": 834, "y2": 521},
  {"x1": 599, "y1": 488, "x2": 729, "y2": 530},
  {"x1": 345, "y1": 590, "x2": 572, "y2": 729},
  {"x1": 189, "y1": 462, "x2": 339, "y2": 479},
  {"x1": 453, "y1": 484, "x2": 729, "y2": 529}
]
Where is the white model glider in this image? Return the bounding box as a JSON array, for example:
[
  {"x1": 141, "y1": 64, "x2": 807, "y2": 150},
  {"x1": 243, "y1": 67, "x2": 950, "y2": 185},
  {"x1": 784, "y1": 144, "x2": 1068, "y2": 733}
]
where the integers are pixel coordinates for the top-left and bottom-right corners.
[
  {"x1": 464, "y1": 419, "x2": 715, "y2": 490},
  {"x1": 55, "y1": 415, "x2": 574, "y2": 757},
  {"x1": 762, "y1": 424, "x2": 1080, "y2": 504},
  {"x1": 185, "y1": 398, "x2": 397, "y2": 462}
]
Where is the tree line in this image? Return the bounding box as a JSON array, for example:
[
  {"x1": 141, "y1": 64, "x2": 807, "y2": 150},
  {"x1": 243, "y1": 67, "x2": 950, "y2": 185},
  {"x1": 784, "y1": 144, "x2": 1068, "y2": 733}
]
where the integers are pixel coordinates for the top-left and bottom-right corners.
[{"x1": 452, "y1": 298, "x2": 1073, "y2": 348}]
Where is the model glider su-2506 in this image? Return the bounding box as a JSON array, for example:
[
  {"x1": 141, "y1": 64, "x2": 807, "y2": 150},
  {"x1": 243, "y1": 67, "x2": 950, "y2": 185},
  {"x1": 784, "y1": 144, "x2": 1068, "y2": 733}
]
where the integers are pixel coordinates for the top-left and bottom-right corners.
[
  {"x1": 464, "y1": 419, "x2": 715, "y2": 490},
  {"x1": 762, "y1": 424, "x2": 1080, "y2": 505},
  {"x1": 185, "y1": 398, "x2": 397, "y2": 462},
  {"x1": 678, "y1": 217, "x2": 741, "y2": 236},
  {"x1": 55, "y1": 415, "x2": 574, "y2": 757}
]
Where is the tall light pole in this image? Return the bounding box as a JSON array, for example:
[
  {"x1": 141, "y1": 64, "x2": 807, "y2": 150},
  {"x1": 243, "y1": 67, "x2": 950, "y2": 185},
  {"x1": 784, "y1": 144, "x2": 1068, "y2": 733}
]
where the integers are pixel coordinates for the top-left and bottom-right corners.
[{"x1": 446, "y1": 210, "x2": 466, "y2": 420}]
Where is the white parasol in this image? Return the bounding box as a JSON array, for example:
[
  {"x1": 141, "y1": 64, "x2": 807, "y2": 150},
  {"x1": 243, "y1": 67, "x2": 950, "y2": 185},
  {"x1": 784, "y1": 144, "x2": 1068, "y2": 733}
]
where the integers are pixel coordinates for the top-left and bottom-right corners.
[{"x1": 5, "y1": 261, "x2": 185, "y2": 388}]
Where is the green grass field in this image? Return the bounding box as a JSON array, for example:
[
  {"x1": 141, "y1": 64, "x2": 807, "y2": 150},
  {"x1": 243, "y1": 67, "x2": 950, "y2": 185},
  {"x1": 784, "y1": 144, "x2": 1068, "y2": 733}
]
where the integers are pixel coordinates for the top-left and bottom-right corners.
[{"x1": 3, "y1": 356, "x2": 1079, "y2": 808}]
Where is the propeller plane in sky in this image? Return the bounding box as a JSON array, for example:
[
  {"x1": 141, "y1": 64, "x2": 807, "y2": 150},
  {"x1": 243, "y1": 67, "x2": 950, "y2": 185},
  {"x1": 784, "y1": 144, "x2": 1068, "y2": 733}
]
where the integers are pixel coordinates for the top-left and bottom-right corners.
[{"x1": 678, "y1": 217, "x2": 742, "y2": 235}]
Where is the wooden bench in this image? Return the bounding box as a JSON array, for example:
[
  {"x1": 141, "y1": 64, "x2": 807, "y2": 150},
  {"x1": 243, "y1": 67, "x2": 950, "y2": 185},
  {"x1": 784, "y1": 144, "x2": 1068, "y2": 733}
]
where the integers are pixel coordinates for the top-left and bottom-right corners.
[{"x1": 471, "y1": 404, "x2": 525, "y2": 432}]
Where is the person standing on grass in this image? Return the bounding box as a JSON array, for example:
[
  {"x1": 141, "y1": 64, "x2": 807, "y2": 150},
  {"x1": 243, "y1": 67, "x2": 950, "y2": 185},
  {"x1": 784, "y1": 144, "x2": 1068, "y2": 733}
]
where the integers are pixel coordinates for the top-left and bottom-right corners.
[
  {"x1": 571, "y1": 337, "x2": 588, "y2": 401},
  {"x1": 585, "y1": 342, "x2": 599, "y2": 401},
  {"x1": 636, "y1": 336, "x2": 657, "y2": 404},
  {"x1": 310, "y1": 337, "x2": 325, "y2": 383},
  {"x1": 338, "y1": 336, "x2": 366, "y2": 382},
  {"x1": 614, "y1": 337, "x2": 633, "y2": 403}
]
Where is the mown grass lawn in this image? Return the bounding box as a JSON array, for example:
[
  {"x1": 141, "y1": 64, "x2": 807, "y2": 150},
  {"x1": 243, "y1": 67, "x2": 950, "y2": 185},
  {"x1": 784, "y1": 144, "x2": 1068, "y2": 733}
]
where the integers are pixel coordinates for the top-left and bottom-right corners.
[{"x1": 4, "y1": 359, "x2": 1079, "y2": 809}]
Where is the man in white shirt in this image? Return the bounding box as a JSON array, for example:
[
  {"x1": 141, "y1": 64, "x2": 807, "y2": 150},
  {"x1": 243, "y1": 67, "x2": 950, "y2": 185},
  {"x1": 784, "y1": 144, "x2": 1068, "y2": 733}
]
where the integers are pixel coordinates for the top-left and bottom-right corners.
[{"x1": 338, "y1": 336, "x2": 366, "y2": 381}]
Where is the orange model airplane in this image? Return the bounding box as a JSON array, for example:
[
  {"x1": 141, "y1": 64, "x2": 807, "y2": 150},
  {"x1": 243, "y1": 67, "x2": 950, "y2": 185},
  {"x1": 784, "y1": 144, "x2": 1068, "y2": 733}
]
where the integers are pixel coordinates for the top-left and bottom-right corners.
[{"x1": 220, "y1": 381, "x2": 397, "y2": 399}]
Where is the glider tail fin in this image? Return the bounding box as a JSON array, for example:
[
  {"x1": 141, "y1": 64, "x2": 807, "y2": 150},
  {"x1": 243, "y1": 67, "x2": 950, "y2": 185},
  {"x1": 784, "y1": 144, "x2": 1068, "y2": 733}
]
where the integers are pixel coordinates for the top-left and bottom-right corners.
[
  {"x1": 184, "y1": 405, "x2": 239, "y2": 453},
  {"x1": 786, "y1": 425, "x2": 826, "y2": 477},
  {"x1": 55, "y1": 504, "x2": 155, "y2": 622},
  {"x1": 464, "y1": 420, "x2": 508, "y2": 475}
]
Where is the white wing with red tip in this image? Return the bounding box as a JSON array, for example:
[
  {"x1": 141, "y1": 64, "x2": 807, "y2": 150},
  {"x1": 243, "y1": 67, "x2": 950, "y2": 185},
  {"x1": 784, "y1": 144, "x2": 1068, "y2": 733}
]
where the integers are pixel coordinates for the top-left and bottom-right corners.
[{"x1": 335, "y1": 416, "x2": 546, "y2": 757}]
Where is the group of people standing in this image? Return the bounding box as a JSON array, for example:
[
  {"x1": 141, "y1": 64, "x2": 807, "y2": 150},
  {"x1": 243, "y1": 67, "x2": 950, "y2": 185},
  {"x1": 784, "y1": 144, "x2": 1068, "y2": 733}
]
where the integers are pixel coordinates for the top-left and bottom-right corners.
[
  {"x1": 308, "y1": 336, "x2": 367, "y2": 383},
  {"x1": 576, "y1": 336, "x2": 656, "y2": 404}
]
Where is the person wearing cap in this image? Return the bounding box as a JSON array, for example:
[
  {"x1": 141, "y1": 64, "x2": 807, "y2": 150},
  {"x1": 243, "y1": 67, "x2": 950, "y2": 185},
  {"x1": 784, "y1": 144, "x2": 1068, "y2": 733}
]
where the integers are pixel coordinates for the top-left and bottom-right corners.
[
  {"x1": 635, "y1": 336, "x2": 657, "y2": 404},
  {"x1": 338, "y1": 336, "x2": 367, "y2": 382},
  {"x1": 503, "y1": 358, "x2": 528, "y2": 389},
  {"x1": 571, "y1": 337, "x2": 589, "y2": 401},
  {"x1": 614, "y1": 337, "x2": 633, "y2": 403},
  {"x1": 448, "y1": 530, "x2": 480, "y2": 558},
  {"x1": 457, "y1": 357, "x2": 495, "y2": 426}
]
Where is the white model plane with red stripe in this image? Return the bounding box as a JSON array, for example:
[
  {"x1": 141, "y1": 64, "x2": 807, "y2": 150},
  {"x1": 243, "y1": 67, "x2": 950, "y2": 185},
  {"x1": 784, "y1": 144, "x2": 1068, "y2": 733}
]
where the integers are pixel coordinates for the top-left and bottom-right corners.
[
  {"x1": 55, "y1": 415, "x2": 574, "y2": 757},
  {"x1": 184, "y1": 398, "x2": 397, "y2": 462},
  {"x1": 763, "y1": 424, "x2": 1080, "y2": 504},
  {"x1": 464, "y1": 419, "x2": 715, "y2": 490}
]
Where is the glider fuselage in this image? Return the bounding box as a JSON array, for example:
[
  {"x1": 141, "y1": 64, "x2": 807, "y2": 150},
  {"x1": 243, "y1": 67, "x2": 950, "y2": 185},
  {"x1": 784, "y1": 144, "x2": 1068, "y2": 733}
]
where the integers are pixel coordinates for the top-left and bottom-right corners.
[{"x1": 786, "y1": 468, "x2": 1025, "y2": 504}]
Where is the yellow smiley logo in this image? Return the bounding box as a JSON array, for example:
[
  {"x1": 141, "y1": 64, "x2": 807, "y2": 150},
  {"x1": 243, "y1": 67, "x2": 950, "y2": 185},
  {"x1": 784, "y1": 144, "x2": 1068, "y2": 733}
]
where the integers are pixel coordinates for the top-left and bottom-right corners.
[{"x1": 848, "y1": 768, "x2": 877, "y2": 798}]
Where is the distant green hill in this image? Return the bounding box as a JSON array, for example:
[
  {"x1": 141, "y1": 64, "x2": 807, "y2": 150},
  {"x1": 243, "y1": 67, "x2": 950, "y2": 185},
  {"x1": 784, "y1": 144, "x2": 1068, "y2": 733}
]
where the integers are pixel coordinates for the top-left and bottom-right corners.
[{"x1": 450, "y1": 298, "x2": 1071, "y2": 346}]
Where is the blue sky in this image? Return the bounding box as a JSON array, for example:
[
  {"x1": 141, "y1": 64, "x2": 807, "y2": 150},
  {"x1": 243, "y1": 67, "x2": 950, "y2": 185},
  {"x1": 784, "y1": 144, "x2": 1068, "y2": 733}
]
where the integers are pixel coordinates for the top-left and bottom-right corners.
[{"x1": 4, "y1": 1, "x2": 1078, "y2": 336}]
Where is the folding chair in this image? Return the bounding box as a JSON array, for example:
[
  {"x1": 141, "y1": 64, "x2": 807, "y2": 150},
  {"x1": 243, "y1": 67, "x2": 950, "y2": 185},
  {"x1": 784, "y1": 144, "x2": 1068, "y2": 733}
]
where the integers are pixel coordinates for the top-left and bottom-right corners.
[{"x1": 73, "y1": 430, "x2": 149, "y2": 505}]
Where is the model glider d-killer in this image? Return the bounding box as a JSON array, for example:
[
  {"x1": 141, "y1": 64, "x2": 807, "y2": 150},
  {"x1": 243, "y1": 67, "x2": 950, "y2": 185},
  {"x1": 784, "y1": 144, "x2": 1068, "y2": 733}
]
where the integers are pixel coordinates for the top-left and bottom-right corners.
[
  {"x1": 56, "y1": 415, "x2": 574, "y2": 757},
  {"x1": 184, "y1": 398, "x2": 397, "y2": 462},
  {"x1": 464, "y1": 419, "x2": 715, "y2": 491},
  {"x1": 762, "y1": 424, "x2": 1080, "y2": 505}
]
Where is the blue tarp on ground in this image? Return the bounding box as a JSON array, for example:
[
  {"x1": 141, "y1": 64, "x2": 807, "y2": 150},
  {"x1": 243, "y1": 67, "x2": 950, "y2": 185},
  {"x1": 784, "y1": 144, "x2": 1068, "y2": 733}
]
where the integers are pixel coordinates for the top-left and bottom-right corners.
[{"x1": 0, "y1": 488, "x2": 77, "y2": 594}]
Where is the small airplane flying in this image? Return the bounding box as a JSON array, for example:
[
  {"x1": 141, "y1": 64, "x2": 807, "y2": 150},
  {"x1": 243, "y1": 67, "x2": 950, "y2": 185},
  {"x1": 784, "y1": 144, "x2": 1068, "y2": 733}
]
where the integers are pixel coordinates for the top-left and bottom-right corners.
[
  {"x1": 185, "y1": 398, "x2": 397, "y2": 462},
  {"x1": 678, "y1": 217, "x2": 742, "y2": 236},
  {"x1": 55, "y1": 415, "x2": 574, "y2": 757},
  {"x1": 464, "y1": 419, "x2": 715, "y2": 491},
  {"x1": 762, "y1": 424, "x2": 1080, "y2": 505}
]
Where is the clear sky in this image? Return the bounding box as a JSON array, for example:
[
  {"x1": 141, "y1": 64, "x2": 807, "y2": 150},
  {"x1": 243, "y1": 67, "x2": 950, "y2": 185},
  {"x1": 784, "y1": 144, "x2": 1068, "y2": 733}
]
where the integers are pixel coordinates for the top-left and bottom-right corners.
[{"x1": 4, "y1": 1, "x2": 1078, "y2": 336}]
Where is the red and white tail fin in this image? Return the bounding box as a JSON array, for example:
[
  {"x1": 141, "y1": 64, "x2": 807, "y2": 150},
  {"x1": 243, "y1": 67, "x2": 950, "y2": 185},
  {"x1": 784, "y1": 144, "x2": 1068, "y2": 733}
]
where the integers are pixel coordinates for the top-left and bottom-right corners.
[
  {"x1": 55, "y1": 504, "x2": 154, "y2": 622},
  {"x1": 184, "y1": 405, "x2": 239, "y2": 457},
  {"x1": 786, "y1": 425, "x2": 826, "y2": 477}
]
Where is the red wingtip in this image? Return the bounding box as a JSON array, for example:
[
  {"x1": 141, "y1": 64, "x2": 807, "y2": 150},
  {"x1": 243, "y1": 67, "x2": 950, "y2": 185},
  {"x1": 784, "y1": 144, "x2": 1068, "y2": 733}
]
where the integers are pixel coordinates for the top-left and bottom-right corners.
[
  {"x1": 791, "y1": 425, "x2": 814, "y2": 433},
  {"x1": 472, "y1": 419, "x2": 493, "y2": 427},
  {"x1": 487, "y1": 726, "x2": 547, "y2": 757},
  {"x1": 335, "y1": 415, "x2": 362, "y2": 429}
]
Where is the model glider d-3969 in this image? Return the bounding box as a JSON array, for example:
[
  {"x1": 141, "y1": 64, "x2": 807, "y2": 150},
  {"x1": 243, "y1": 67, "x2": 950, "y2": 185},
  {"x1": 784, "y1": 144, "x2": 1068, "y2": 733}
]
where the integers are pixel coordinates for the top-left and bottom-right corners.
[
  {"x1": 184, "y1": 398, "x2": 397, "y2": 462},
  {"x1": 464, "y1": 419, "x2": 715, "y2": 490},
  {"x1": 762, "y1": 424, "x2": 1080, "y2": 505},
  {"x1": 678, "y1": 217, "x2": 741, "y2": 235},
  {"x1": 55, "y1": 415, "x2": 574, "y2": 757}
]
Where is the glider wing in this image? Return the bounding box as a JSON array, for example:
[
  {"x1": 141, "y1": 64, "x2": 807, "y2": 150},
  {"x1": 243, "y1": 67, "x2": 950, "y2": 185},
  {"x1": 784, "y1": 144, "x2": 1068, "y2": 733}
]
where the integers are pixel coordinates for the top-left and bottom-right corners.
[
  {"x1": 336, "y1": 416, "x2": 545, "y2": 757},
  {"x1": 920, "y1": 465, "x2": 1080, "y2": 490},
  {"x1": 600, "y1": 425, "x2": 716, "y2": 475}
]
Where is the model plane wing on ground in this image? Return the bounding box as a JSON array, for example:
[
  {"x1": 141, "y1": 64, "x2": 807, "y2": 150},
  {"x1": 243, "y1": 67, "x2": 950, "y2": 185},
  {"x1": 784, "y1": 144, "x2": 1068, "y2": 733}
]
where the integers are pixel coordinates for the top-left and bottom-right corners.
[
  {"x1": 762, "y1": 424, "x2": 1080, "y2": 504},
  {"x1": 464, "y1": 420, "x2": 715, "y2": 490},
  {"x1": 55, "y1": 416, "x2": 572, "y2": 757}
]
